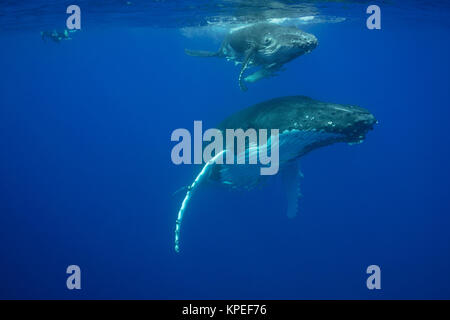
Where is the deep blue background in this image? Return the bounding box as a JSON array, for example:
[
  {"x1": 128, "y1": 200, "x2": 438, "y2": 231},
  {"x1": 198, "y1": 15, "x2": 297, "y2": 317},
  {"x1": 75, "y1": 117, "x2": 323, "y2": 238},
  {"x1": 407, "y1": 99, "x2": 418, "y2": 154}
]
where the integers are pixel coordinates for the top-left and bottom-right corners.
[{"x1": 1, "y1": 6, "x2": 450, "y2": 299}]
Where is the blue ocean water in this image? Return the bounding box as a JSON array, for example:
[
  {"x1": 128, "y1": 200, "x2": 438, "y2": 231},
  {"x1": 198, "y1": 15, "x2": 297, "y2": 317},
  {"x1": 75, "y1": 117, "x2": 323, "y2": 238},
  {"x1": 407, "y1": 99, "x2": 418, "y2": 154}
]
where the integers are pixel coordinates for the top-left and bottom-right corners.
[{"x1": 0, "y1": 1, "x2": 450, "y2": 299}]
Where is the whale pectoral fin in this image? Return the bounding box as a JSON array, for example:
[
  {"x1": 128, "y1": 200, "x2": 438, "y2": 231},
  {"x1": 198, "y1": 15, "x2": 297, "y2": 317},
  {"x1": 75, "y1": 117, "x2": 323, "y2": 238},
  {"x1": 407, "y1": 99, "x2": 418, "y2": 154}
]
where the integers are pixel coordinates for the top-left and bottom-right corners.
[
  {"x1": 174, "y1": 150, "x2": 226, "y2": 253},
  {"x1": 218, "y1": 146, "x2": 265, "y2": 190},
  {"x1": 245, "y1": 64, "x2": 282, "y2": 83},
  {"x1": 185, "y1": 48, "x2": 220, "y2": 57},
  {"x1": 238, "y1": 48, "x2": 256, "y2": 91},
  {"x1": 244, "y1": 69, "x2": 271, "y2": 83},
  {"x1": 281, "y1": 161, "x2": 303, "y2": 218}
]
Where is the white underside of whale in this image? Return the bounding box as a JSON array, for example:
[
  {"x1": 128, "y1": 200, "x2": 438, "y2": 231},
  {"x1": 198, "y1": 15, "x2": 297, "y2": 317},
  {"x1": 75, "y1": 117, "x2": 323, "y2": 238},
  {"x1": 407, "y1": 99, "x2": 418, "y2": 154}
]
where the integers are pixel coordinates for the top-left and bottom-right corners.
[{"x1": 174, "y1": 129, "x2": 343, "y2": 252}]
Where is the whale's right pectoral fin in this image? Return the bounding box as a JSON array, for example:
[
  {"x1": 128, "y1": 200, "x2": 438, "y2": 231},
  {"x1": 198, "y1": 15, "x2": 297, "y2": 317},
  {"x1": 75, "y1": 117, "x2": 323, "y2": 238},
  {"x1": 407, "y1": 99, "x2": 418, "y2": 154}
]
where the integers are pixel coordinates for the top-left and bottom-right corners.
[
  {"x1": 238, "y1": 47, "x2": 256, "y2": 91},
  {"x1": 185, "y1": 48, "x2": 220, "y2": 57},
  {"x1": 281, "y1": 161, "x2": 303, "y2": 218}
]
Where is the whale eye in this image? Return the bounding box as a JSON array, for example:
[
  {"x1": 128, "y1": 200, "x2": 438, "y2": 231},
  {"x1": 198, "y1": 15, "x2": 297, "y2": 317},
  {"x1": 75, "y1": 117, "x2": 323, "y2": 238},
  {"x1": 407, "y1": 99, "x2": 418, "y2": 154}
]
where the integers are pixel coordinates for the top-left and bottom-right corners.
[{"x1": 264, "y1": 37, "x2": 273, "y2": 45}]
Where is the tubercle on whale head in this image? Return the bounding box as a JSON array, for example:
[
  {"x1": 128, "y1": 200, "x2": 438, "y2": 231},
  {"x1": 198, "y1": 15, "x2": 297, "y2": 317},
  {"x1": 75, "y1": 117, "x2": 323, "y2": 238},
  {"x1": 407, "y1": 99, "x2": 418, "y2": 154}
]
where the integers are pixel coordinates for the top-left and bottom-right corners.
[
  {"x1": 290, "y1": 103, "x2": 377, "y2": 144},
  {"x1": 255, "y1": 24, "x2": 318, "y2": 58},
  {"x1": 293, "y1": 31, "x2": 318, "y2": 51},
  {"x1": 341, "y1": 107, "x2": 377, "y2": 144},
  {"x1": 276, "y1": 28, "x2": 318, "y2": 54},
  {"x1": 325, "y1": 104, "x2": 377, "y2": 144}
]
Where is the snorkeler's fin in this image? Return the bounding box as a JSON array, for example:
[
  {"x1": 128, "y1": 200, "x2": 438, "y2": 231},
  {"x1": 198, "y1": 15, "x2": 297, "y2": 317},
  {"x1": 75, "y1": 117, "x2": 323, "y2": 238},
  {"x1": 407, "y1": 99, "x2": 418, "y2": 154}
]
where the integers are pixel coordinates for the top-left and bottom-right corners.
[{"x1": 185, "y1": 49, "x2": 221, "y2": 57}]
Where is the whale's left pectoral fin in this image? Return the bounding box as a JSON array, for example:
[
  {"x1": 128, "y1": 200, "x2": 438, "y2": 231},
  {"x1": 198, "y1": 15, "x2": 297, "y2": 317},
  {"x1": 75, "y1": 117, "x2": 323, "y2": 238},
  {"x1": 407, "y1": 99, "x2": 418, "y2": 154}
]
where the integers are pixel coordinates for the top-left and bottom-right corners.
[
  {"x1": 174, "y1": 150, "x2": 226, "y2": 253},
  {"x1": 244, "y1": 69, "x2": 271, "y2": 83},
  {"x1": 281, "y1": 161, "x2": 303, "y2": 218},
  {"x1": 245, "y1": 64, "x2": 282, "y2": 83}
]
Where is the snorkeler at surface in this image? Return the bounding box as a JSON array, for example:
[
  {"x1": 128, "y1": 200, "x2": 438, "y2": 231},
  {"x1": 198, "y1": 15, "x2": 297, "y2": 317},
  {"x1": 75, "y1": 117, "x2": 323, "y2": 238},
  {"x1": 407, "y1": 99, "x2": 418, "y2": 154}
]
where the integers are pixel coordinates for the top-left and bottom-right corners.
[{"x1": 40, "y1": 29, "x2": 76, "y2": 43}]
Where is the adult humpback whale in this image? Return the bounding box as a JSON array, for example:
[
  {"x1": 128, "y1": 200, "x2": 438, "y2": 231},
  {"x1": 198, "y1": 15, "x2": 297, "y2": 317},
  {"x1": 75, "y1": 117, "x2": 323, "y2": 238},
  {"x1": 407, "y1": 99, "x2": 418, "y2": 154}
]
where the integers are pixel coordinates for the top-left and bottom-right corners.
[
  {"x1": 185, "y1": 23, "x2": 318, "y2": 91},
  {"x1": 174, "y1": 96, "x2": 376, "y2": 252}
]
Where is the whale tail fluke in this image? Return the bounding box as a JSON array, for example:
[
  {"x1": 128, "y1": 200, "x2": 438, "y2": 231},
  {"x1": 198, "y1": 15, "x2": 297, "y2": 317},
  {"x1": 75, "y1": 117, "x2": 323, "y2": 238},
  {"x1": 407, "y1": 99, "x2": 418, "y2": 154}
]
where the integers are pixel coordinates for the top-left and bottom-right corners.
[{"x1": 185, "y1": 48, "x2": 221, "y2": 57}]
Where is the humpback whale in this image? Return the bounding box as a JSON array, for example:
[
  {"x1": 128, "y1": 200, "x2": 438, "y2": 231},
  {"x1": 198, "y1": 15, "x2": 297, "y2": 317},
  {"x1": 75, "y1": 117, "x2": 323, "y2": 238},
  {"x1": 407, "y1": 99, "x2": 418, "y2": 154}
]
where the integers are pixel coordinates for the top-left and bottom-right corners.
[
  {"x1": 185, "y1": 23, "x2": 318, "y2": 91},
  {"x1": 174, "y1": 96, "x2": 376, "y2": 252}
]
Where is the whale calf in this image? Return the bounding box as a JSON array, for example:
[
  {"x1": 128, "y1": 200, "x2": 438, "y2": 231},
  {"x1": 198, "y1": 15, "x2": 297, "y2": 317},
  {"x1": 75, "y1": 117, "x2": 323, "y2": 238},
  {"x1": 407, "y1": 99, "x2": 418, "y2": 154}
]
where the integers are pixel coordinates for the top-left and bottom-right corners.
[
  {"x1": 185, "y1": 23, "x2": 318, "y2": 91},
  {"x1": 174, "y1": 96, "x2": 376, "y2": 252}
]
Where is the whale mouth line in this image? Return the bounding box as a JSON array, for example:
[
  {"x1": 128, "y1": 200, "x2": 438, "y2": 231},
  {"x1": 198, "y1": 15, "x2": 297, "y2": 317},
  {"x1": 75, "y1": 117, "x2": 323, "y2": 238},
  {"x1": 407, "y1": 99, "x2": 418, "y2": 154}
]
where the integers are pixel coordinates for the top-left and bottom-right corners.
[{"x1": 344, "y1": 119, "x2": 376, "y2": 143}]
